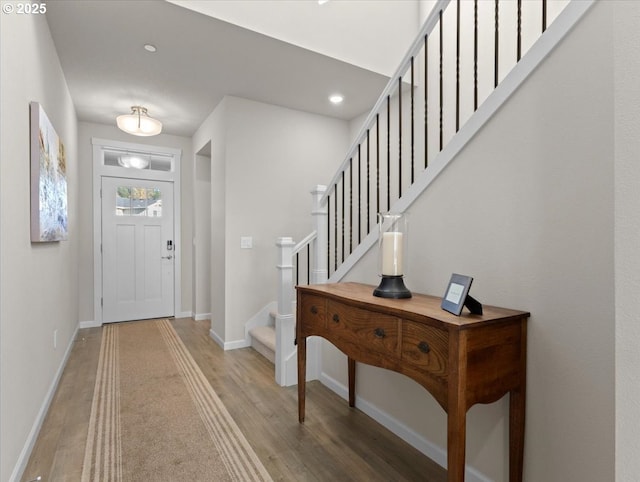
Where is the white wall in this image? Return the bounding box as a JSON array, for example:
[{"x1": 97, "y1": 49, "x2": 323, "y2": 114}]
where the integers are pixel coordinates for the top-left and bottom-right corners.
[
  {"x1": 326, "y1": 2, "x2": 615, "y2": 481},
  {"x1": 0, "y1": 12, "x2": 79, "y2": 482},
  {"x1": 614, "y1": 1, "x2": 640, "y2": 480},
  {"x1": 76, "y1": 122, "x2": 194, "y2": 323},
  {"x1": 194, "y1": 96, "x2": 351, "y2": 344},
  {"x1": 193, "y1": 99, "x2": 228, "y2": 339},
  {"x1": 194, "y1": 149, "x2": 212, "y2": 319},
  {"x1": 223, "y1": 97, "x2": 351, "y2": 342}
]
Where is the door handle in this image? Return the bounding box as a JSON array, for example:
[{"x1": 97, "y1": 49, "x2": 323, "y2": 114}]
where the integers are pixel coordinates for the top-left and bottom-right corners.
[{"x1": 161, "y1": 255, "x2": 173, "y2": 260}]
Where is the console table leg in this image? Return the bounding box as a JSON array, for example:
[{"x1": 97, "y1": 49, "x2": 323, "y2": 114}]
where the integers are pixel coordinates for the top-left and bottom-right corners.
[
  {"x1": 348, "y1": 357, "x2": 356, "y2": 407},
  {"x1": 447, "y1": 409, "x2": 466, "y2": 482},
  {"x1": 298, "y1": 337, "x2": 307, "y2": 423},
  {"x1": 509, "y1": 388, "x2": 525, "y2": 481}
]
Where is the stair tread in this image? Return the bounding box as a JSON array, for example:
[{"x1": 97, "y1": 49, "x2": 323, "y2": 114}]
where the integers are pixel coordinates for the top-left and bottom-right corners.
[{"x1": 250, "y1": 325, "x2": 276, "y2": 351}]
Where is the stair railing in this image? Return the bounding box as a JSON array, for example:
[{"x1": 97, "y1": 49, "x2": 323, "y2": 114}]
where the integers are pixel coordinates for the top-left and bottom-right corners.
[
  {"x1": 321, "y1": 0, "x2": 568, "y2": 280},
  {"x1": 275, "y1": 0, "x2": 588, "y2": 386}
]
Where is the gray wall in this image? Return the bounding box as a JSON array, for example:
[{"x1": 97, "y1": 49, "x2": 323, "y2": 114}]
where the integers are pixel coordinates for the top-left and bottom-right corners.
[
  {"x1": 614, "y1": 1, "x2": 640, "y2": 479},
  {"x1": 0, "y1": 13, "x2": 79, "y2": 482},
  {"x1": 329, "y1": 2, "x2": 616, "y2": 480}
]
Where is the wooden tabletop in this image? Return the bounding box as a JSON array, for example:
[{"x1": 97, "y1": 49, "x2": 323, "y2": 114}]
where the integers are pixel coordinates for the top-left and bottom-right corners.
[{"x1": 296, "y1": 282, "x2": 530, "y2": 328}]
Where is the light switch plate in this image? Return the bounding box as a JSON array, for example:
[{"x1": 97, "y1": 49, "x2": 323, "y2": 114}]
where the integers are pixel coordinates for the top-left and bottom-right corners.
[{"x1": 240, "y1": 236, "x2": 253, "y2": 249}]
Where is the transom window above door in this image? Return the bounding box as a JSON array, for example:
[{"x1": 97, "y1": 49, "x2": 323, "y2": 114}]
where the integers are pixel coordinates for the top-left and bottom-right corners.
[{"x1": 103, "y1": 149, "x2": 173, "y2": 172}]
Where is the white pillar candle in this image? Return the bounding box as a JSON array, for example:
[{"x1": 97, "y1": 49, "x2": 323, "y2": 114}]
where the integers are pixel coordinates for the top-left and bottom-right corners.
[{"x1": 381, "y1": 231, "x2": 403, "y2": 276}]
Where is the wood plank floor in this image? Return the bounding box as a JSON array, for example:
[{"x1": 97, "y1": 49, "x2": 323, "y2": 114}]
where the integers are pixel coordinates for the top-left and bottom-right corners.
[{"x1": 22, "y1": 318, "x2": 447, "y2": 482}]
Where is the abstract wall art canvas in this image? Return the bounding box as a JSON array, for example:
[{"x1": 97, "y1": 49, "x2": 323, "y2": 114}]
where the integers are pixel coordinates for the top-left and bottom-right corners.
[{"x1": 30, "y1": 101, "x2": 68, "y2": 242}]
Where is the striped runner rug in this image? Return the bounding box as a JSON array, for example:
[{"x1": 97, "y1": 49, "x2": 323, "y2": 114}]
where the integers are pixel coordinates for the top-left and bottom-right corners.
[{"x1": 81, "y1": 319, "x2": 273, "y2": 481}]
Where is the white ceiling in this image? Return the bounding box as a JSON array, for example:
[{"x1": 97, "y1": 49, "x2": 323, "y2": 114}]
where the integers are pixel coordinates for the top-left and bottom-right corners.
[
  {"x1": 44, "y1": 0, "x2": 412, "y2": 138},
  {"x1": 168, "y1": 0, "x2": 419, "y2": 78}
]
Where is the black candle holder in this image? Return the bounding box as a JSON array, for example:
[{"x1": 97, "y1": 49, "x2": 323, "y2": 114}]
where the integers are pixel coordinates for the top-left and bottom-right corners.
[
  {"x1": 372, "y1": 213, "x2": 411, "y2": 299},
  {"x1": 373, "y1": 275, "x2": 412, "y2": 299}
]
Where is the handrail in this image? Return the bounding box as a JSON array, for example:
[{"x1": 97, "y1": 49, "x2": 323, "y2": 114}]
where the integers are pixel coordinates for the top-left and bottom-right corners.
[
  {"x1": 320, "y1": 0, "x2": 450, "y2": 206},
  {"x1": 293, "y1": 231, "x2": 316, "y2": 255}
]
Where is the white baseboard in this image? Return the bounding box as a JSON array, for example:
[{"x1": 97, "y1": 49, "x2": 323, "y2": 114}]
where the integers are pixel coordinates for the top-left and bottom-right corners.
[
  {"x1": 10, "y1": 324, "x2": 80, "y2": 482},
  {"x1": 223, "y1": 338, "x2": 251, "y2": 350},
  {"x1": 208, "y1": 328, "x2": 250, "y2": 351},
  {"x1": 80, "y1": 312, "x2": 195, "y2": 328},
  {"x1": 319, "y1": 372, "x2": 492, "y2": 482},
  {"x1": 194, "y1": 312, "x2": 211, "y2": 321},
  {"x1": 80, "y1": 312, "x2": 196, "y2": 328},
  {"x1": 79, "y1": 320, "x2": 101, "y2": 329},
  {"x1": 209, "y1": 328, "x2": 225, "y2": 348}
]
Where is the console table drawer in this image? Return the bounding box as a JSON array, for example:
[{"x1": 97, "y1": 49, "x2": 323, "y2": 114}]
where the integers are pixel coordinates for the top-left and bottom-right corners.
[
  {"x1": 328, "y1": 301, "x2": 400, "y2": 357},
  {"x1": 299, "y1": 294, "x2": 327, "y2": 334},
  {"x1": 402, "y1": 321, "x2": 449, "y2": 380}
]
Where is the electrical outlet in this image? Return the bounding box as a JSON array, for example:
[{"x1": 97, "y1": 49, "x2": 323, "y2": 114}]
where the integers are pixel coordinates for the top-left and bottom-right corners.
[{"x1": 54, "y1": 329, "x2": 58, "y2": 349}]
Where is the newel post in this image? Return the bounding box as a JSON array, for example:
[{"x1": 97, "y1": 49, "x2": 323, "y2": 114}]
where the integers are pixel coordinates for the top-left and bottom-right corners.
[
  {"x1": 275, "y1": 237, "x2": 295, "y2": 386},
  {"x1": 310, "y1": 185, "x2": 328, "y2": 284}
]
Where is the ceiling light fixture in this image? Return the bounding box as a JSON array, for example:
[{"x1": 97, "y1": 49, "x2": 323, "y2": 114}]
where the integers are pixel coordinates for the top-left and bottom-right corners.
[
  {"x1": 116, "y1": 106, "x2": 162, "y2": 136},
  {"x1": 329, "y1": 94, "x2": 344, "y2": 104},
  {"x1": 318, "y1": 0, "x2": 330, "y2": 4},
  {"x1": 144, "y1": 44, "x2": 157, "y2": 53},
  {"x1": 118, "y1": 154, "x2": 149, "y2": 170}
]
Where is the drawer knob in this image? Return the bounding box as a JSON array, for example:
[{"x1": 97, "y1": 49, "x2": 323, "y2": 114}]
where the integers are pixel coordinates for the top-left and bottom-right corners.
[
  {"x1": 374, "y1": 328, "x2": 386, "y2": 338},
  {"x1": 310, "y1": 305, "x2": 318, "y2": 314},
  {"x1": 418, "y1": 341, "x2": 431, "y2": 354},
  {"x1": 332, "y1": 313, "x2": 340, "y2": 323}
]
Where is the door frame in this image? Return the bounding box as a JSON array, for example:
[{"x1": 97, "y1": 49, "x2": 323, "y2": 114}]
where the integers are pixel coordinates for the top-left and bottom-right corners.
[{"x1": 92, "y1": 137, "x2": 182, "y2": 325}]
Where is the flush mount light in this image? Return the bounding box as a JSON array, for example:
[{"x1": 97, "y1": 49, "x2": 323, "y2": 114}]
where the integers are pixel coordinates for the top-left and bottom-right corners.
[
  {"x1": 116, "y1": 106, "x2": 162, "y2": 136},
  {"x1": 118, "y1": 154, "x2": 149, "y2": 170},
  {"x1": 144, "y1": 44, "x2": 157, "y2": 53},
  {"x1": 318, "y1": 0, "x2": 330, "y2": 4},
  {"x1": 329, "y1": 94, "x2": 344, "y2": 104}
]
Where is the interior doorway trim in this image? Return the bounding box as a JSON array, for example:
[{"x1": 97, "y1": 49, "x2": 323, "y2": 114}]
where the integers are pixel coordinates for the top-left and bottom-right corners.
[{"x1": 92, "y1": 137, "x2": 182, "y2": 325}]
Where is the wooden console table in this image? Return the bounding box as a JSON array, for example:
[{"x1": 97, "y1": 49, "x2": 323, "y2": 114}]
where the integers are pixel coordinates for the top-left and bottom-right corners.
[{"x1": 296, "y1": 282, "x2": 529, "y2": 482}]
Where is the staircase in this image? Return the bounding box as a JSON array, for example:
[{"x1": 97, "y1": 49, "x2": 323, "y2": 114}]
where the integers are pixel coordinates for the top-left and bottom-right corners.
[
  {"x1": 249, "y1": 317, "x2": 276, "y2": 363},
  {"x1": 244, "y1": 301, "x2": 277, "y2": 364},
  {"x1": 248, "y1": 0, "x2": 594, "y2": 385}
]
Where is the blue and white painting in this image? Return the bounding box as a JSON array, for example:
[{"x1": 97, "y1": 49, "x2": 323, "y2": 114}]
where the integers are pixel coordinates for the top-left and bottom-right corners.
[{"x1": 30, "y1": 102, "x2": 68, "y2": 242}]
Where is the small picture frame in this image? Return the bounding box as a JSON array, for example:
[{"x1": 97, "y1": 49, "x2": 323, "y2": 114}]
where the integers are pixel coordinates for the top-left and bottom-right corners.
[{"x1": 441, "y1": 273, "x2": 474, "y2": 316}]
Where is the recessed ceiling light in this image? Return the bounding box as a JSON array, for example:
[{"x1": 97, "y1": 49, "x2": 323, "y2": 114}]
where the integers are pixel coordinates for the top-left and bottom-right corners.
[
  {"x1": 144, "y1": 44, "x2": 157, "y2": 53},
  {"x1": 329, "y1": 94, "x2": 344, "y2": 104}
]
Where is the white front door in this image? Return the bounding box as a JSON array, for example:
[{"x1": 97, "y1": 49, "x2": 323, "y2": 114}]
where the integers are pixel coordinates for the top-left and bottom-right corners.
[{"x1": 101, "y1": 176, "x2": 174, "y2": 323}]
